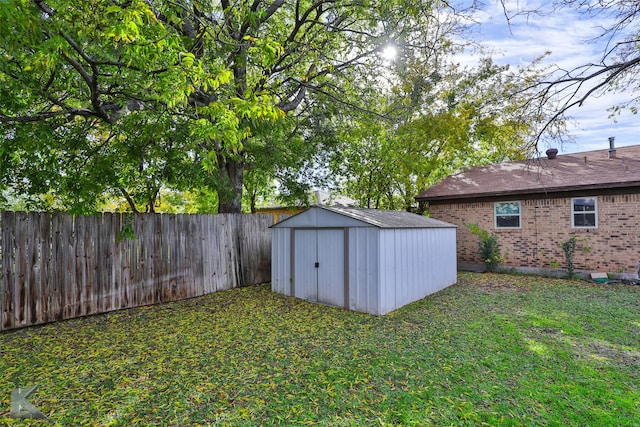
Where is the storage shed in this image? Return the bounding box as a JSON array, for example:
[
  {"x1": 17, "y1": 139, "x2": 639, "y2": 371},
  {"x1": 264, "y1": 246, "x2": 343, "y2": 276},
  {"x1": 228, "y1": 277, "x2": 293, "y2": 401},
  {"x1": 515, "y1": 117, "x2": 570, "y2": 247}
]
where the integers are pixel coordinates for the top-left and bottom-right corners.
[{"x1": 271, "y1": 206, "x2": 457, "y2": 315}]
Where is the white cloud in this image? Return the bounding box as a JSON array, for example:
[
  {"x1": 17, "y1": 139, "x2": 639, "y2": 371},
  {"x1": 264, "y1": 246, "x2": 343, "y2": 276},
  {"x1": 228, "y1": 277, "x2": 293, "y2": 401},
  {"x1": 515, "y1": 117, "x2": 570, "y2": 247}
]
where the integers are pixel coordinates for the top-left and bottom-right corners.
[{"x1": 458, "y1": 1, "x2": 638, "y2": 153}]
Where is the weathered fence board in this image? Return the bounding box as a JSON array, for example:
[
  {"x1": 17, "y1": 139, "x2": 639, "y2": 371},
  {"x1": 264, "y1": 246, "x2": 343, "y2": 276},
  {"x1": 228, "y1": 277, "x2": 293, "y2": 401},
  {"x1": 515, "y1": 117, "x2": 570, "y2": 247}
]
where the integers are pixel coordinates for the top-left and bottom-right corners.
[{"x1": 0, "y1": 212, "x2": 275, "y2": 331}]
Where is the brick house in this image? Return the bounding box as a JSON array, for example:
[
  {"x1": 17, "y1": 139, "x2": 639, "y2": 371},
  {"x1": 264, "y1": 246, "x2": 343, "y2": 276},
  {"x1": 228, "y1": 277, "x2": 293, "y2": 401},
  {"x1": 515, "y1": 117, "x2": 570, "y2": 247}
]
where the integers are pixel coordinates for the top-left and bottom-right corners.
[{"x1": 415, "y1": 142, "x2": 640, "y2": 274}]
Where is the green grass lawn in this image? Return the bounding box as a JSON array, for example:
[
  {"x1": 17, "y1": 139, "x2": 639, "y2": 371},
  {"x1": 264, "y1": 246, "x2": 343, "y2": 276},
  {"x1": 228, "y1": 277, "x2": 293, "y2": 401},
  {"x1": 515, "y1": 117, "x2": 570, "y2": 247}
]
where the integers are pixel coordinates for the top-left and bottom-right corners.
[{"x1": 1, "y1": 272, "x2": 639, "y2": 426}]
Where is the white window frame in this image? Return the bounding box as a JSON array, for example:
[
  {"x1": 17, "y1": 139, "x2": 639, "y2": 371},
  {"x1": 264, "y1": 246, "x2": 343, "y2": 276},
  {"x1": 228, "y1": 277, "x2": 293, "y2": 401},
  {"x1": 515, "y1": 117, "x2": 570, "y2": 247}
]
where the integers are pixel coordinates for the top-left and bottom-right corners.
[
  {"x1": 494, "y1": 201, "x2": 522, "y2": 229},
  {"x1": 572, "y1": 197, "x2": 598, "y2": 228}
]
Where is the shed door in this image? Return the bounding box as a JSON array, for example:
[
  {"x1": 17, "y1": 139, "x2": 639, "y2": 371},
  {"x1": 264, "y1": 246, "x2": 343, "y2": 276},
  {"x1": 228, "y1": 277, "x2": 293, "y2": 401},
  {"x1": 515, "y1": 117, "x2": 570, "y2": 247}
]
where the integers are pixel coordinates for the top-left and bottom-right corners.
[
  {"x1": 293, "y1": 229, "x2": 346, "y2": 308},
  {"x1": 293, "y1": 230, "x2": 318, "y2": 301}
]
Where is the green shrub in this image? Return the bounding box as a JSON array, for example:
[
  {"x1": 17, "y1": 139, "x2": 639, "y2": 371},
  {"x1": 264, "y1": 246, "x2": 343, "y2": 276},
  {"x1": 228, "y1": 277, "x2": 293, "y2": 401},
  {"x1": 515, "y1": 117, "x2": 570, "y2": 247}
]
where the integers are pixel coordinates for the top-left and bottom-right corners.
[{"x1": 466, "y1": 223, "x2": 502, "y2": 272}]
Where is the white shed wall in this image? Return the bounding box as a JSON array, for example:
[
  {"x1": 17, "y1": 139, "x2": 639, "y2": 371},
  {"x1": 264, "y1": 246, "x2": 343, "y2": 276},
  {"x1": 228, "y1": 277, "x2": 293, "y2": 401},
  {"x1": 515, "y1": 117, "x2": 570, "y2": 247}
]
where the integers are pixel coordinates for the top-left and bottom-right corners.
[
  {"x1": 272, "y1": 227, "x2": 348, "y2": 308},
  {"x1": 271, "y1": 228, "x2": 291, "y2": 295},
  {"x1": 378, "y1": 228, "x2": 457, "y2": 314},
  {"x1": 347, "y1": 227, "x2": 380, "y2": 314}
]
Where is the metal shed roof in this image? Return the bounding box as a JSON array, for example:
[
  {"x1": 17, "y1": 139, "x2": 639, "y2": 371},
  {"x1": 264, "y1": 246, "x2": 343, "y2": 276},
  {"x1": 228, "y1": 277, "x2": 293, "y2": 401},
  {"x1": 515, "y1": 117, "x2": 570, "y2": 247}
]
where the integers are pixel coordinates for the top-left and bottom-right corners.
[{"x1": 272, "y1": 205, "x2": 456, "y2": 229}]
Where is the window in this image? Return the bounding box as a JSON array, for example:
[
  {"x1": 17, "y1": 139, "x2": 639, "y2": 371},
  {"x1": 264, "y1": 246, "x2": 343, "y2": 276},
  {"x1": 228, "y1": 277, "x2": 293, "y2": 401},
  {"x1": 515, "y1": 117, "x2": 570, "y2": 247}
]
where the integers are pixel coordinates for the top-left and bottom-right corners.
[
  {"x1": 495, "y1": 201, "x2": 521, "y2": 228},
  {"x1": 572, "y1": 197, "x2": 597, "y2": 228}
]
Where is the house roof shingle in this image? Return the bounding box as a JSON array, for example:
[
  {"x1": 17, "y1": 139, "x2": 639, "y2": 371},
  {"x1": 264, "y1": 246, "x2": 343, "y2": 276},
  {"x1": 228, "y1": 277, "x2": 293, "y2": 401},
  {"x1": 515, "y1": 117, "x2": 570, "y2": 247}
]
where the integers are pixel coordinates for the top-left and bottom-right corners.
[{"x1": 415, "y1": 144, "x2": 640, "y2": 202}]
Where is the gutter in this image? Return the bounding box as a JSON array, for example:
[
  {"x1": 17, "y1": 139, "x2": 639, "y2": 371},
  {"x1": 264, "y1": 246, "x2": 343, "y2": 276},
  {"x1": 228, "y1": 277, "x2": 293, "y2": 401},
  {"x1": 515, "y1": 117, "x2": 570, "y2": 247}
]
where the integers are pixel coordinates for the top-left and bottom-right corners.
[{"x1": 416, "y1": 182, "x2": 640, "y2": 203}]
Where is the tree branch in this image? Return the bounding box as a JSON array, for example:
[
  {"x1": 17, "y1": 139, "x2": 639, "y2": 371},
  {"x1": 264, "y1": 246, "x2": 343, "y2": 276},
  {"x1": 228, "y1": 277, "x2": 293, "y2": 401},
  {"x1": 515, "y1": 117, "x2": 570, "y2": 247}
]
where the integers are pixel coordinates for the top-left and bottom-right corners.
[
  {"x1": 531, "y1": 54, "x2": 640, "y2": 141},
  {"x1": 119, "y1": 187, "x2": 140, "y2": 213},
  {"x1": 0, "y1": 109, "x2": 95, "y2": 123}
]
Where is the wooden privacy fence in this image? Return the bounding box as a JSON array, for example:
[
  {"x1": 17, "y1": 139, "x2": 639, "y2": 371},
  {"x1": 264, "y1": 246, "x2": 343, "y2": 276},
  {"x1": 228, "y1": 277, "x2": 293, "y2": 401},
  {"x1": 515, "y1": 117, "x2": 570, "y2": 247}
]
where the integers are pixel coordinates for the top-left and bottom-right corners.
[{"x1": 1, "y1": 212, "x2": 274, "y2": 331}]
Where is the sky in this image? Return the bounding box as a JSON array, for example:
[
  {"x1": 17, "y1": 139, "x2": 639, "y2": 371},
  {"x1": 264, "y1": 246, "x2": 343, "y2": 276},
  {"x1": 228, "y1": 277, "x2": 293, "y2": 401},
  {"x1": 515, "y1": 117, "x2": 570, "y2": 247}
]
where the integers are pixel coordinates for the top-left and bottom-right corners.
[{"x1": 464, "y1": 1, "x2": 639, "y2": 155}]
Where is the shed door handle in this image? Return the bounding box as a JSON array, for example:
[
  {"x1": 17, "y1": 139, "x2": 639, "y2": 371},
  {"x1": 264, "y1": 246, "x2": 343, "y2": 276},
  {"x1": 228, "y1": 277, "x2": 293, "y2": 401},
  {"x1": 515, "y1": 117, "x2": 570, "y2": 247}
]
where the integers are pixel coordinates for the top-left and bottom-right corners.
[{"x1": 315, "y1": 262, "x2": 320, "y2": 268}]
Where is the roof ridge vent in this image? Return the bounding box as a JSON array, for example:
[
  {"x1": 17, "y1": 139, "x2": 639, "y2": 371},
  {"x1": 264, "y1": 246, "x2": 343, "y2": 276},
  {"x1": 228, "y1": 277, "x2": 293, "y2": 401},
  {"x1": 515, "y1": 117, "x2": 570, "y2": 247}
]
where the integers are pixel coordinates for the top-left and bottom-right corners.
[{"x1": 546, "y1": 148, "x2": 558, "y2": 159}]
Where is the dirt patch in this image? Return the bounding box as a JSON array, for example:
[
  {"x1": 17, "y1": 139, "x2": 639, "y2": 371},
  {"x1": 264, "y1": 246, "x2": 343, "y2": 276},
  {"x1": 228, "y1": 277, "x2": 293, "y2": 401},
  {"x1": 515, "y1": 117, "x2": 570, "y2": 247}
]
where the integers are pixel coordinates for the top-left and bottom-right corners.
[{"x1": 568, "y1": 337, "x2": 640, "y2": 367}]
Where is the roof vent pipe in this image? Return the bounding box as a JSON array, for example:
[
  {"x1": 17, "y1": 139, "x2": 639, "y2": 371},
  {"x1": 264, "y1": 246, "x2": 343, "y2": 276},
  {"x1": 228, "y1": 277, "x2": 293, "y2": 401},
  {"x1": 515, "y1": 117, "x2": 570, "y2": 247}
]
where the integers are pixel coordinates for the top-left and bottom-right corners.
[
  {"x1": 546, "y1": 148, "x2": 558, "y2": 159},
  {"x1": 609, "y1": 136, "x2": 616, "y2": 158}
]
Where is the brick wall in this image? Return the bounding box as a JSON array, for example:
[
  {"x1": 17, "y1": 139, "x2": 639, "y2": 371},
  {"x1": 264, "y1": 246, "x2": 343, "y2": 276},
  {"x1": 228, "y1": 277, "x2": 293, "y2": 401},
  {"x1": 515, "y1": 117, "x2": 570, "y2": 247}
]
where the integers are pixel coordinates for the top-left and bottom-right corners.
[{"x1": 429, "y1": 193, "x2": 640, "y2": 273}]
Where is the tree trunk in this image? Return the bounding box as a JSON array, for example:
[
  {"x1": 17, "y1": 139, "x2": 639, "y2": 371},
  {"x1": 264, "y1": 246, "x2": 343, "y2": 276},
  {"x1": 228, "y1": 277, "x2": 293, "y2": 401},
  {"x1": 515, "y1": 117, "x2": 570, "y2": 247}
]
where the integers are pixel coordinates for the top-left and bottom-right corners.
[
  {"x1": 119, "y1": 188, "x2": 139, "y2": 213},
  {"x1": 217, "y1": 155, "x2": 245, "y2": 213},
  {"x1": 249, "y1": 190, "x2": 257, "y2": 214}
]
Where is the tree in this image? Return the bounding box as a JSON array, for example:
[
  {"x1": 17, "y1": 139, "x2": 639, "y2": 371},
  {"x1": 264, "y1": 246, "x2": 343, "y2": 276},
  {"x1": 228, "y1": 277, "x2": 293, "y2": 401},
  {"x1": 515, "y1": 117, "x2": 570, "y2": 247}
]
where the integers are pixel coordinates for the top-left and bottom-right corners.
[
  {"x1": 0, "y1": 0, "x2": 246, "y2": 212},
  {"x1": 331, "y1": 55, "x2": 540, "y2": 211},
  {"x1": 499, "y1": 0, "x2": 640, "y2": 143},
  {"x1": 1, "y1": 0, "x2": 475, "y2": 213}
]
